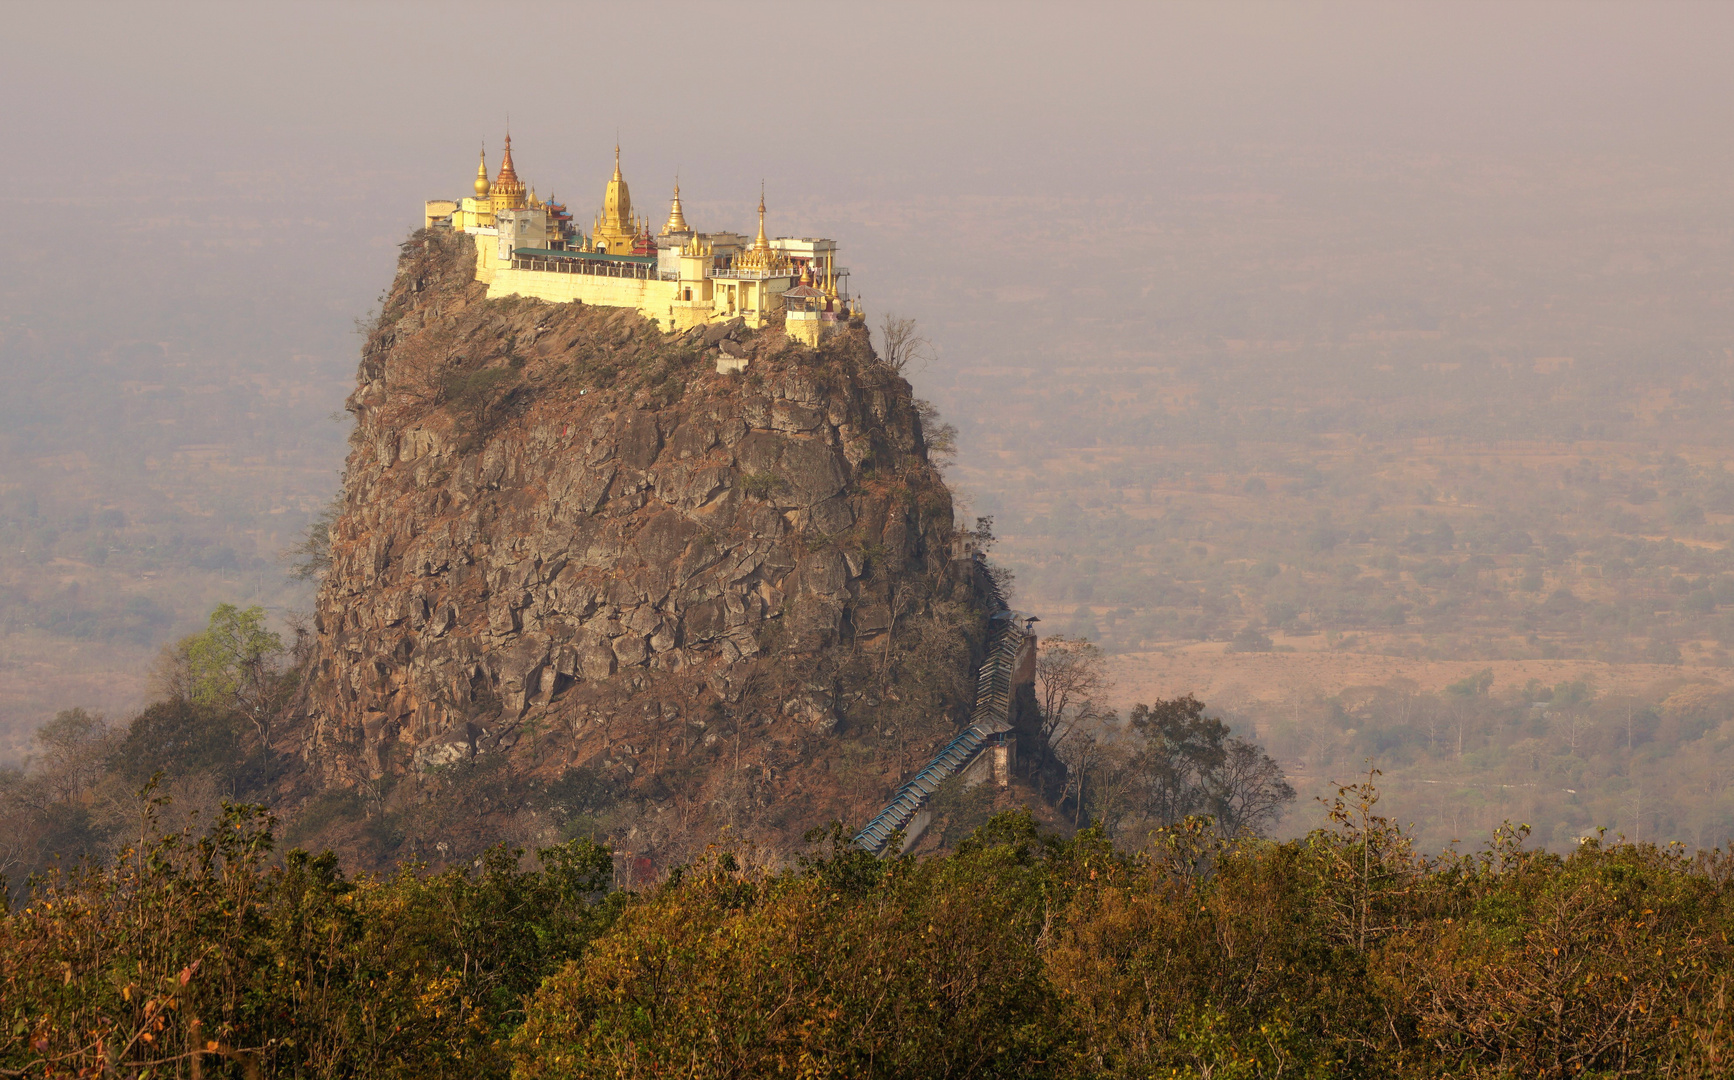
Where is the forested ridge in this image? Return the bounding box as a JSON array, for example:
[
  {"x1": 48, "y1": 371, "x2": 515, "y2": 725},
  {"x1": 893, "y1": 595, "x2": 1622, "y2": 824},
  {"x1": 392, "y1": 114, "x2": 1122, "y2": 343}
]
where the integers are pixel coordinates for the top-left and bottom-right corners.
[{"x1": 4, "y1": 778, "x2": 1732, "y2": 1078}]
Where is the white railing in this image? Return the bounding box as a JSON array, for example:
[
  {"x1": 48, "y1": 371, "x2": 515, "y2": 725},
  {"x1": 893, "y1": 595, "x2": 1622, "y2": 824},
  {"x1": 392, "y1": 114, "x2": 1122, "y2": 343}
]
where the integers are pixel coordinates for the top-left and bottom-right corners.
[
  {"x1": 708, "y1": 266, "x2": 790, "y2": 280},
  {"x1": 707, "y1": 264, "x2": 851, "y2": 281}
]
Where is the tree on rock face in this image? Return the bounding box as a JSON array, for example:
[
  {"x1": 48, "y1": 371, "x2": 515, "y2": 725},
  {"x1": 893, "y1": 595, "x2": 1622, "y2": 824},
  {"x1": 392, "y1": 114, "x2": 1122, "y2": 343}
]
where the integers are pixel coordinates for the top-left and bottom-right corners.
[
  {"x1": 185, "y1": 606, "x2": 282, "y2": 703},
  {"x1": 154, "y1": 604, "x2": 291, "y2": 756},
  {"x1": 874, "y1": 313, "x2": 934, "y2": 375}
]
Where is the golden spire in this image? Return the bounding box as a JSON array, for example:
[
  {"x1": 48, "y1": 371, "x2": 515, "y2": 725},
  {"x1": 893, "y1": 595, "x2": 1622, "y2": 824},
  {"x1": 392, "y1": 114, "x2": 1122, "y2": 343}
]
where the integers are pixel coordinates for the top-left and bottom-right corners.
[
  {"x1": 474, "y1": 146, "x2": 491, "y2": 197},
  {"x1": 751, "y1": 183, "x2": 770, "y2": 253},
  {"x1": 662, "y1": 178, "x2": 689, "y2": 234},
  {"x1": 490, "y1": 131, "x2": 526, "y2": 211},
  {"x1": 602, "y1": 147, "x2": 631, "y2": 222},
  {"x1": 593, "y1": 144, "x2": 636, "y2": 253}
]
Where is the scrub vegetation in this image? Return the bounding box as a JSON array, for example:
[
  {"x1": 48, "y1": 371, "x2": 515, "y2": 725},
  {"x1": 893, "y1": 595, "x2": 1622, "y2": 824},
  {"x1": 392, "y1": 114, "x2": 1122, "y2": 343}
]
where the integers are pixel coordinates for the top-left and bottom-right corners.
[{"x1": 6, "y1": 787, "x2": 1734, "y2": 1078}]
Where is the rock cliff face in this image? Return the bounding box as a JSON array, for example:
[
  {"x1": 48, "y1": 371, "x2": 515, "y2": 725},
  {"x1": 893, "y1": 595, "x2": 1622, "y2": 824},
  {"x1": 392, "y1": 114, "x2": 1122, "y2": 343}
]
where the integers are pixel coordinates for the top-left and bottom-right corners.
[{"x1": 290, "y1": 229, "x2": 991, "y2": 864}]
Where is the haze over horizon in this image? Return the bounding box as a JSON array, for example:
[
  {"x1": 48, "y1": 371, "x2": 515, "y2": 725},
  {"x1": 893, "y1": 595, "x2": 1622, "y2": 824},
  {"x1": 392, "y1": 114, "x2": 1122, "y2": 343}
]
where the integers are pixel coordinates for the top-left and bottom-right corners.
[{"x1": 6, "y1": 0, "x2": 1734, "y2": 849}]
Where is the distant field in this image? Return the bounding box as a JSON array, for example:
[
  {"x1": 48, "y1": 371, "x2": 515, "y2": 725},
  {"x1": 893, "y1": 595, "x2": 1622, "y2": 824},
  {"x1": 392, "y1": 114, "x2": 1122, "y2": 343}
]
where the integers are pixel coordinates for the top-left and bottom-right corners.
[
  {"x1": 0, "y1": 358, "x2": 340, "y2": 759},
  {"x1": 969, "y1": 428, "x2": 1734, "y2": 664},
  {"x1": 898, "y1": 148, "x2": 1734, "y2": 851},
  {"x1": 1108, "y1": 642, "x2": 1730, "y2": 711},
  {"x1": 0, "y1": 630, "x2": 153, "y2": 761}
]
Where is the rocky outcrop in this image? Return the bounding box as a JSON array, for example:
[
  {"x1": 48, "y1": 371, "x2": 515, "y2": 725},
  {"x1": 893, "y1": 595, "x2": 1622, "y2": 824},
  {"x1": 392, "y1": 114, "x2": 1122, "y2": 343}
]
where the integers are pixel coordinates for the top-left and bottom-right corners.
[{"x1": 289, "y1": 229, "x2": 989, "y2": 863}]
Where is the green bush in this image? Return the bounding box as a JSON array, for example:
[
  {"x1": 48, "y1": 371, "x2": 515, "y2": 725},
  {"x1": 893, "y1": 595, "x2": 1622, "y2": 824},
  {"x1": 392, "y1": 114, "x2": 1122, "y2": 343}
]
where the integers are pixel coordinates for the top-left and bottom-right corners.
[
  {"x1": 1, "y1": 799, "x2": 621, "y2": 1079},
  {"x1": 740, "y1": 470, "x2": 786, "y2": 499}
]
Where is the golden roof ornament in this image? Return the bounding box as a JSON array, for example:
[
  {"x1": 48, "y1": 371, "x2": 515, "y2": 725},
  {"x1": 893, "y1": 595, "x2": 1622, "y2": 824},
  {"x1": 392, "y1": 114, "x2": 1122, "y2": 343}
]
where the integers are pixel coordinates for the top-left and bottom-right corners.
[
  {"x1": 751, "y1": 184, "x2": 770, "y2": 253},
  {"x1": 660, "y1": 178, "x2": 689, "y2": 236},
  {"x1": 473, "y1": 147, "x2": 491, "y2": 197},
  {"x1": 600, "y1": 145, "x2": 633, "y2": 227},
  {"x1": 736, "y1": 185, "x2": 788, "y2": 273},
  {"x1": 491, "y1": 131, "x2": 527, "y2": 210},
  {"x1": 589, "y1": 144, "x2": 641, "y2": 253}
]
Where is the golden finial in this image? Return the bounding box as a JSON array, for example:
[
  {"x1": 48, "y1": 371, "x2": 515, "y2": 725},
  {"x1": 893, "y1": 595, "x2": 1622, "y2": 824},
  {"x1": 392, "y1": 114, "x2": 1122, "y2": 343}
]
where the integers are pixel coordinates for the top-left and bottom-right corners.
[
  {"x1": 489, "y1": 130, "x2": 526, "y2": 211},
  {"x1": 613, "y1": 144, "x2": 622, "y2": 181},
  {"x1": 662, "y1": 178, "x2": 688, "y2": 235},
  {"x1": 753, "y1": 182, "x2": 769, "y2": 251},
  {"x1": 474, "y1": 146, "x2": 491, "y2": 198}
]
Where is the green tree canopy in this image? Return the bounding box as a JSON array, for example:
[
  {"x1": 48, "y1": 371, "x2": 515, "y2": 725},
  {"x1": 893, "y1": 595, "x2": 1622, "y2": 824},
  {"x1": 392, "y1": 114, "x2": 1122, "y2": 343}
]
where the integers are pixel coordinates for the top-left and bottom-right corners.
[{"x1": 183, "y1": 603, "x2": 283, "y2": 709}]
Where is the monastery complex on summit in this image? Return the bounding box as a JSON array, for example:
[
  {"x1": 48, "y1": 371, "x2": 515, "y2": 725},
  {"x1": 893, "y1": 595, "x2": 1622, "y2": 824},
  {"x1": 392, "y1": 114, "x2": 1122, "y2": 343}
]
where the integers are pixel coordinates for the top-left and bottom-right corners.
[{"x1": 424, "y1": 135, "x2": 858, "y2": 346}]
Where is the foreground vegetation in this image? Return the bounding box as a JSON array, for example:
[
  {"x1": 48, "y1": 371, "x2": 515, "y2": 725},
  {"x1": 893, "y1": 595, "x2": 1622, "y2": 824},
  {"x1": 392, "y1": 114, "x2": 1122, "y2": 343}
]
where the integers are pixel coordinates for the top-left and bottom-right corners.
[{"x1": 5, "y1": 775, "x2": 1733, "y2": 1078}]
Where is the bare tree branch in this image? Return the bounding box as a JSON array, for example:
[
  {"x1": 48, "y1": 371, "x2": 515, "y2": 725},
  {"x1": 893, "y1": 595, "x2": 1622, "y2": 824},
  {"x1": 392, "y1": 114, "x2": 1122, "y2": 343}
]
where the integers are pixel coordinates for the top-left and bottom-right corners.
[{"x1": 875, "y1": 313, "x2": 935, "y2": 375}]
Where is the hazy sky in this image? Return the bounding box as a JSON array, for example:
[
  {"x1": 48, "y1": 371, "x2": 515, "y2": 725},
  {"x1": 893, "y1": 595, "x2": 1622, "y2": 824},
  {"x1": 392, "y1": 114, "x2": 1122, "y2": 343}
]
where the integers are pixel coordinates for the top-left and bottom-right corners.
[
  {"x1": 9, "y1": 2, "x2": 1734, "y2": 175},
  {"x1": 4, "y1": 1, "x2": 1731, "y2": 361}
]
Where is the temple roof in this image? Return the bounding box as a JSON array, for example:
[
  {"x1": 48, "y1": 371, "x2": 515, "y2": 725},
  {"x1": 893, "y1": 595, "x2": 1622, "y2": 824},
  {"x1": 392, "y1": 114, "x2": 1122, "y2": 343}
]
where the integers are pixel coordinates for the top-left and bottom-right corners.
[
  {"x1": 600, "y1": 145, "x2": 633, "y2": 230},
  {"x1": 496, "y1": 133, "x2": 521, "y2": 187},
  {"x1": 661, "y1": 179, "x2": 689, "y2": 235}
]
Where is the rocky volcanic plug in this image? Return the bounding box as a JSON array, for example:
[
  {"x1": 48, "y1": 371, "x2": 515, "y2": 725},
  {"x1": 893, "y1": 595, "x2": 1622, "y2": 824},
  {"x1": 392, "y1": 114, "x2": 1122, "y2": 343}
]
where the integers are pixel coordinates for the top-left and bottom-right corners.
[{"x1": 288, "y1": 229, "x2": 993, "y2": 864}]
